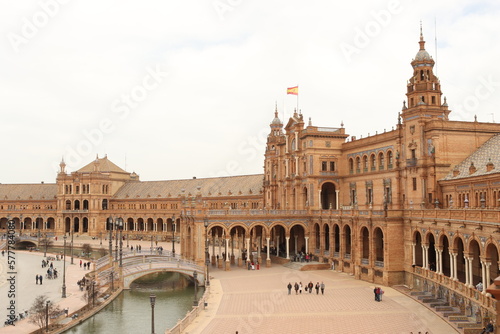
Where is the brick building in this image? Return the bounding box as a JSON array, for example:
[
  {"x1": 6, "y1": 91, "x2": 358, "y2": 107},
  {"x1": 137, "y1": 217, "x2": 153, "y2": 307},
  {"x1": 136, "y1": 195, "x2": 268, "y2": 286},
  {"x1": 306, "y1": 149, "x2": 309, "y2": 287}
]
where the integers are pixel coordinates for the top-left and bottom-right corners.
[{"x1": 1, "y1": 31, "x2": 500, "y2": 324}]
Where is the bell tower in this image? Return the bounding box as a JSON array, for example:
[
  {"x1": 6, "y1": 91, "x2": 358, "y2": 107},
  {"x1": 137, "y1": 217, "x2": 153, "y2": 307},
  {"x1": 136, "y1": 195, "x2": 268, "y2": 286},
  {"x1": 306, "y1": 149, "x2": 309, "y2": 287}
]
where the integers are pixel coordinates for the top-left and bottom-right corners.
[{"x1": 403, "y1": 26, "x2": 450, "y2": 120}]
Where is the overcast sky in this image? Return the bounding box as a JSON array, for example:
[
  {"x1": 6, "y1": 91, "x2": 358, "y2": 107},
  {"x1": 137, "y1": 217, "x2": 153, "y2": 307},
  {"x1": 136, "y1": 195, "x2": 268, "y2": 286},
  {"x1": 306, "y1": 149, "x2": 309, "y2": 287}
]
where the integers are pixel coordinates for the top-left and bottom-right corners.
[{"x1": 1, "y1": 0, "x2": 499, "y2": 184}]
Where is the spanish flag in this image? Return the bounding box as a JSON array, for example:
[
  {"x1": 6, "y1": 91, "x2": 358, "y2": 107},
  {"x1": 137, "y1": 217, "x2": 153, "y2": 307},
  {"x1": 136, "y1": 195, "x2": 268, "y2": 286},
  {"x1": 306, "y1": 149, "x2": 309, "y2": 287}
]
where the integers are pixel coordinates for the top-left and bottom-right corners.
[{"x1": 287, "y1": 86, "x2": 298, "y2": 95}]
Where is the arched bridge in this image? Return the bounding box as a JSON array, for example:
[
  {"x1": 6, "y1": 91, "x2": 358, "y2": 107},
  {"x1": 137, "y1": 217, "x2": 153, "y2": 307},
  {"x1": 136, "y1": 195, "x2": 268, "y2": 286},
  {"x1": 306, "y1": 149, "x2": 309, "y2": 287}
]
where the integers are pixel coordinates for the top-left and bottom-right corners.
[{"x1": 96, "y1": 253, "x2": 206, "y2": 289}]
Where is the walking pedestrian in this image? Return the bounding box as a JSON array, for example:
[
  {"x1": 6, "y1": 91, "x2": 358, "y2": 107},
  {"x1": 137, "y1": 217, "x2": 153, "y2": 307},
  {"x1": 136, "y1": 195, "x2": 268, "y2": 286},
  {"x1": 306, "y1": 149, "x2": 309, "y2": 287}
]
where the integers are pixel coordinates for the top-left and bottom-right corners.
[
  {"x1": 80, "y1": 259, "x2": 82, "y2": 268},
  {"x1": 320, "y1": 282, "x2": 325, "y2": 295},
  {"x1": 36, "y1": 274, "x2": 39, "y2": 285},
  {"x1": 315, "y1": 282, "x2": 320, "y2": 294},
  {"x1": 87, "y1": 262, "x2": 91, "y2": 270},
  {"x1": 308, "y1": 281, "x2": 313, "y2": 294},
  {"x1": 287, "y1": 282, "x2": 292, "y2": 295},
  {"x1": 374, "y1": 287, "x2": 380, "y2": 301},
  {"x1": 39, "y1": 275, "x2": 43, "y2": 285},
  {"x1": 299, "y1": 282, "x2": 303, "y2": 294},
  {"x1": 294, "y1": 282, "x2": 299, "y2": 295}
]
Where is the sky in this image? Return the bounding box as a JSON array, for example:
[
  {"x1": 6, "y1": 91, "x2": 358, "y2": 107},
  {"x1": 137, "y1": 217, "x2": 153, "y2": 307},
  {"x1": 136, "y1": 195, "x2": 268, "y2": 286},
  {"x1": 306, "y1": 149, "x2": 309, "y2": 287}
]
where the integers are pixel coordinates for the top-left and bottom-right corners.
[{"x1": 1, "y1": 0, "x2": 499, "y2": 184}]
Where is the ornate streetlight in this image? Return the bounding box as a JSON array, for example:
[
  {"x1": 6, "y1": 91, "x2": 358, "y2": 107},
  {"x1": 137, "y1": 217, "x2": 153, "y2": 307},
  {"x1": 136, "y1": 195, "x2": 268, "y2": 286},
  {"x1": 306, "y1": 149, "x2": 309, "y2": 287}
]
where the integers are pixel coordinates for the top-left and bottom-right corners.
[
  {"x1": 43, "y1": 232, "x2": 48, "y2": 257},
  {"x1": 70, "y1": 223, "x2": 74, "y2": 265},
  {"x1": 193, "y1": 271, "x2": 198, "y2": 306},
  {"x1": 204, "y1": 218, "x2": 210, "y2": 286},
  {"x1": 108, "y1": 216, "x2": 113, "y2": 263},
  {"x1": 171, "y1": 215, "x2": 176, "y2": 256},
  {"x1": 45, "y1": 300, "x2": 49, "y2": 332},
  {"x1": 62, "y1": 235, "x2": 67, "y2": 298},
  {"x1": 117, "y1": 218, "x2": 123, "y2": 267},
  {"x1": 150, "y1": 294, "x2": 156, "y2": 334}
]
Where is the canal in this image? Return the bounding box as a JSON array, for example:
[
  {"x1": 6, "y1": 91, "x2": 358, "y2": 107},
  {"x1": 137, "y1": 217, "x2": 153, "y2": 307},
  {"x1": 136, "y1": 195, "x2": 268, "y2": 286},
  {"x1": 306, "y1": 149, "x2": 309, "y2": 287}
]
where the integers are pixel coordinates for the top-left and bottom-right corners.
[{"x1": 65, "y1": 272, "x2": 204, "y2": 334}]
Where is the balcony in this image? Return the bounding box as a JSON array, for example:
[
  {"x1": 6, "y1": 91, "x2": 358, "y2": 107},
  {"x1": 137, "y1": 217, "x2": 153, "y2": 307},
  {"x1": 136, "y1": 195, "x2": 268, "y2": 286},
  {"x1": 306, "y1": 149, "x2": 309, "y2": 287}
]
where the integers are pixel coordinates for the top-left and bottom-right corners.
[{"x1": 406, "y1": 158, "x2": 417, "y2": 167}]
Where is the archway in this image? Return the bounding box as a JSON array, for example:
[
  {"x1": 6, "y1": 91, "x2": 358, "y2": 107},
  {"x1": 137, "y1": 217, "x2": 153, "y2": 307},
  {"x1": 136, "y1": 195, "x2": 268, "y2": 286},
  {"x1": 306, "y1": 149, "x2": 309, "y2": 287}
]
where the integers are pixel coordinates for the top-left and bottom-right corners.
[
  {"x1": 374, "y1": 227, "x2": 384, "y2": 263},
  {"x1": 65, "y1": 217, "x2": 71, "y2": 233},
  {"x1": 290, "y1": 224, "x2": 305, "y2": 257},
  {"x1": 427, "y1": 233, "x2": 436, "y2": 271},
  {"x1": 270, "y1": 225, "x2": 286, "y2": 258},
  {"x1": 469, "y1": 239, "x2": 481, "y2": 286},
  {"x1": 414, "y1": 232, "x2": 423, "y2": 266},
  {"x1": 82, "y1": 217, "x2": 89, "y2": 233},
  {"x1": 441, "y1": 235, "x2": 451, "y2": 277},
  {"x1": 343, "y1": 225, "x2": 352, "y2": 256},
  {"x1": 73, "y1": 217, "x2": 80, "y2": 233},
  {"x1": 486, "y1": 243, "x2": 499, "y2": 285},
  {"x1": 321, "y1": 182, "x2": 337, "y2": 210},
  {"x1": 361, "y1": 226, "x2": 369, "y2": 262}
]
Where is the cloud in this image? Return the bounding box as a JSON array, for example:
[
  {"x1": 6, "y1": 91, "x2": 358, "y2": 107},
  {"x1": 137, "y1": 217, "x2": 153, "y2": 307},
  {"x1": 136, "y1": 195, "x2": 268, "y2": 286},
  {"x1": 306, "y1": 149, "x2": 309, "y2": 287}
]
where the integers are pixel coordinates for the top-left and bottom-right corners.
[{"x1": 0, "y1": 0, "x2": 499, "y2": 183}]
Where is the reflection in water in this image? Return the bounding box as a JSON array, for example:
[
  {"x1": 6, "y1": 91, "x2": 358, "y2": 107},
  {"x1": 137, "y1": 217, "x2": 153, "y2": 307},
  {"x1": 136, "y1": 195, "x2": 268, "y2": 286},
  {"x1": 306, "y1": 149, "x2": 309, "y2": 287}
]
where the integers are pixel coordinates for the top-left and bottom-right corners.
[{"x1": 66, "y1": 273, "x2": 203, "y2": 334}]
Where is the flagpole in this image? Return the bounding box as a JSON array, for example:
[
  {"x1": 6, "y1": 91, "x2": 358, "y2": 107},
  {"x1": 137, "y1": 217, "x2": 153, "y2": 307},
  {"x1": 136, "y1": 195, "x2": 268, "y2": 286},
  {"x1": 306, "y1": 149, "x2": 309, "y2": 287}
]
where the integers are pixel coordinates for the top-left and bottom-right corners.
[{"x1": 296, "y1": 85, "x2": 299, "y2": 113}]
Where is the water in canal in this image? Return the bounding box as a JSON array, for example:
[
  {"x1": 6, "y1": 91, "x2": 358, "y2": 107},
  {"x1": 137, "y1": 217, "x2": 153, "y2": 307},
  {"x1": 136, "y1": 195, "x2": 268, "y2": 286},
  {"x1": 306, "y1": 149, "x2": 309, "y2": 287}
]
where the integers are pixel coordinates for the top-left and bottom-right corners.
[{"x1": 65, "y1": 272, "x2": 203, "y2": 334}]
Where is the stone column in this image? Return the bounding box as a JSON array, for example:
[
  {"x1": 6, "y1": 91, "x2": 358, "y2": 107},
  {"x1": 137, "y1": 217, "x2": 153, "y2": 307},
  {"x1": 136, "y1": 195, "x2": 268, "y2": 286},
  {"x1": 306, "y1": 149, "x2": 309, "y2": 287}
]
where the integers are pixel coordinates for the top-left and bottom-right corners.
[
  {"x1": 285, "y1": 236, "x2": 290, "y2": 259},
  {"x1": 246, "y1": 238, "x2": 251, "y2": 264},
  {"x1": 335, "y1": 190, "x2": 339, "y2": 210},
  {"x1": 225, "y1": 238, "x2": 231, "y2": 271},
  {"x1": 211, "y1": 235, "x2": 216, "y2": 266},
  {"x1": 448, "y1": 251, "x2": 454, "y2": 279},
  {"x1": 469, "y1": 258, "x2": 474, "y2": 287},
  {"x1": 412, "y1": 243, "x2": 416, "y2": 266},
  {"x1": 230, "y1": 235, "x2": 235, "y2": 265},
  {"x1": 464, "y1": 256, "x2": 470, "y2": 286},
  {"x1": 305, "y1": 236, "x2": 309, "y2": 254},
  {"x1": 436, "y1": 248, "x2": 442, "y2": 274},
  {"x1": 422, "y1": 245, "x2": 428, "y2": 269},
  {"x1": 453, "y1": 254, "x2": 458, "y2": 281},
  {"x1": 266, "y1": 237, "x2": 271, "y2": 267},
  {"x1": 485, "y1": 262, "x2": 492, "y2": 290}
]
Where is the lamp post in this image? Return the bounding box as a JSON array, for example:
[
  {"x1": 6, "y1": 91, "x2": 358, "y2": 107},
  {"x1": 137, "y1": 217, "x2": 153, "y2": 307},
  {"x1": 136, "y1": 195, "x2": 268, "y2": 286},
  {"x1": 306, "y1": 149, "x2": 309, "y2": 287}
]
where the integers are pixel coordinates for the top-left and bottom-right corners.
[
  {"x1": 99, "y1": 232, "x2": 102, "y2": 246},
  {"x1": 70, "y1": 226, "x2": 74, "y2": 265},
  {"x1": 108, "y1": 217, "x2": 113, "y2": 262},
  {"x1": 204, "y1": 218, "x2": 210, "y2": 286},
  {"x1": 150, "y1": 294, "x2": 156, "y2": 334},
  {"x1": 150, "y1": 235, "x2": 153, "y2": 254},
  {"x1": 43, "y1": 232, "x2": 48, "y2": 257},
  {"x1": 62, "y1": 235, "x2": 67, "y2": 298},
  {"x1": 117, "y1": 218, "x2": 123, "y2": 267},
  {"x1": 171, "y1": 215, "x2": 176, "y2": 256},
  {"x1": 45, "y1": 300, "x2": 49, "y2": 332},
  {"x1": 193, "y1": 271, "x2": 198, "y2": 306}
]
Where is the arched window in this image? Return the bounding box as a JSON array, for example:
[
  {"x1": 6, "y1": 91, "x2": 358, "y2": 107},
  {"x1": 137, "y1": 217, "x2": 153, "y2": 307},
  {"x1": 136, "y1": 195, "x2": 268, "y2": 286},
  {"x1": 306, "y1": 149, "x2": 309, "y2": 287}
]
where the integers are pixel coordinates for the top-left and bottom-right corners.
[
  {"x1": 356, "y1": 157, "x2": 361, "y2": 173},
  {"x1": 362, "y1": 156, "x2": 368, "y2": 172},
  {"x1": 378, "y1": 152, "x2": 385, "y2": 170},
  {"x1": 387, "y1": 151, "x2": 393, "y2": 169},
  {"x1": 349, "y1": 158, "x2": 354, "y2": 174},
  {"x1": 370, "y1": 154, "x2": 376, "y2": 171}
]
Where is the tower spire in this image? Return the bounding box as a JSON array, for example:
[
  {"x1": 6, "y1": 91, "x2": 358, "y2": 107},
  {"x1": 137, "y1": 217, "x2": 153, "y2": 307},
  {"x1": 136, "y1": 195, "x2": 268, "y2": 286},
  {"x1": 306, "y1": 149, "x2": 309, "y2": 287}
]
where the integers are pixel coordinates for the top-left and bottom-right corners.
[{"x1": 419, "y1": 21, "x2": 425, "y2": 51}]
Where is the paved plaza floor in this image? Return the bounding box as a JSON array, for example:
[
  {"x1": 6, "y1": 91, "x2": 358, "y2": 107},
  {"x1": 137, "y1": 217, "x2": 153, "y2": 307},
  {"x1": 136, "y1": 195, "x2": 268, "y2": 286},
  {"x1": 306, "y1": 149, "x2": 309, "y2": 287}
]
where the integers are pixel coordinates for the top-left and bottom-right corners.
[
  {"x1": 184, "y1": 265, "x2": 459, "y2": 334},
  {"x1": 1, "y1": 236, "x2": 459, "y2": 334}
]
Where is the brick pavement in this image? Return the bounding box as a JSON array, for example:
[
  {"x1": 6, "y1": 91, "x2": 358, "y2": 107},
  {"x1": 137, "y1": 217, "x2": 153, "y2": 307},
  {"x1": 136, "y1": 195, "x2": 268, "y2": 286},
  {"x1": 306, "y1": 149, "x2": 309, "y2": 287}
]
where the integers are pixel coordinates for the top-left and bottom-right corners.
[{"x1": 183, "y1": 266, "x2": 459, "y2": 334}]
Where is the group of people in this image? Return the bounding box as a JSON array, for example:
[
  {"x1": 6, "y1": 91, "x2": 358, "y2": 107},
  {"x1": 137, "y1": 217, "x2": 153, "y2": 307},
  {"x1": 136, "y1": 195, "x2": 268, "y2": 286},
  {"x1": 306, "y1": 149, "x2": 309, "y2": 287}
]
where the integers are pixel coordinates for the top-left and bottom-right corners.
[
  {"x1": 291, "y1": 252, "x2": 315, "y2": 263},
  {"x1": 287, "y1": 281, "x2": 325, "y2": 295},
  {"x1": 373, "y1": 287, "x2": 384, "y2": 301},
  {"x1": 39, "y1": 260, "x2": 58, "y2": 280},
  {"x1": 79, "y1": 259, "x2": 91, "y2": 270}
]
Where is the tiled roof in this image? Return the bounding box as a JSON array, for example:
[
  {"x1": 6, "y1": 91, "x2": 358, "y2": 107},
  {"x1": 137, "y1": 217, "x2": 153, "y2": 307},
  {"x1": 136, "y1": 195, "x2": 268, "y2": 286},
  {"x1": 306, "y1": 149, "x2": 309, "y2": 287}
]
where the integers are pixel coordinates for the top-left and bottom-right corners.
[
  {"x1": 442, "y1": 134, "x2": 500, "y2": 180},
  {"x1": 113, "y1": 174, "x2": 264, "y2": 199},
  {"x1": 0, "y1": 184, "x2": 57, "y2": 201},
  {"x1": 77, "y1": 156, "x2": 128, "y2": 174}
]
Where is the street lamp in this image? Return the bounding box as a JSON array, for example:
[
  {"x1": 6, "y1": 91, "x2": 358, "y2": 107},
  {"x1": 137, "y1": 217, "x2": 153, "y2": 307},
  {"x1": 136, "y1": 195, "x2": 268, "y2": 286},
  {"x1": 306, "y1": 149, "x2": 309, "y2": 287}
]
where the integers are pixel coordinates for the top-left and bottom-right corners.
[
  {"x1": 62, "y1": 235, "x2": 67, "y2": 298},
  {"x1": 204, "y1": 218, "x2": 210, "y2": 286},
  {"x1": 43, "y1": 232, "x2": 48, "y2": 257},
  {"x1": 171, "y1": 215, "x2": 176, "y2": 256},
  {"x1": 45, "y1": 300, "x2": 49, "y2": 332},
  {"x1": 117, "y1": 218, "x2": 123, "y2": 267},
  {"x1": 150, "y1": 294, "x2": 156, "y2": 334},
  {"x1": 193, "y1": 271, "x2": 198, "y2": 306},
  {"x1": 70, "y1": 224, "x2": 74, "y2": 265},
  {"x1": 108, "y1": 216, "x2": 113, "y2": 262},
  {"x1": 99, "y1": 232, "x2": 102, "y2": 246}
]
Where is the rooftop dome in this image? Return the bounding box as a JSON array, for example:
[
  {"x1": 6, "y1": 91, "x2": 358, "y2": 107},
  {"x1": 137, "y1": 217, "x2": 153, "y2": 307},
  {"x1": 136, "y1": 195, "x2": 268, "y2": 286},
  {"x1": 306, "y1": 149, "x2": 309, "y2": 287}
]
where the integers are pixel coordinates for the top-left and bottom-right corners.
[{"x1": 415, "y1": 49, "x2": 431, "y2": 61}]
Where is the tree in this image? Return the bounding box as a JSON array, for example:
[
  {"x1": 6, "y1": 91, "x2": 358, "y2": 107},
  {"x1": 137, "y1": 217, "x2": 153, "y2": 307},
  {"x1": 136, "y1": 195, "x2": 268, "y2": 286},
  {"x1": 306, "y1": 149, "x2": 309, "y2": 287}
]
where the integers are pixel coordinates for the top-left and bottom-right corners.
[
  {"x1": 82, "y1": 243, "x2": 93, "y2": 258},
  {"x1": 29, "y1": 295, "x2": 62, "y2": 329},
  {"x1": 39, "y1": 236, "x2": 53, "y2": 257}
]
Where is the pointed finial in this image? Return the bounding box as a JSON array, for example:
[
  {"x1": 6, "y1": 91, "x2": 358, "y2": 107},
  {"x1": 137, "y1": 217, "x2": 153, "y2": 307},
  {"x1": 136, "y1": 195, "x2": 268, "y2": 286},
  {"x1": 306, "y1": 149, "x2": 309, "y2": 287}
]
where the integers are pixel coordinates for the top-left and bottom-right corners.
[
  {"x1": 474, "y1": 115, "x2": 478, "y2": 122},
  {"x1": 308, "y1": 117, "x2": 312, "y2": 126},
  {"x1": 402, "y1": 101, "x2": 407, "y2": 110},
  {"x1": 341, "y1": 120, "x2": 344, "y2": 128},
  {"x1": 419, "y1": 21, "x2": 426, "y2": 50},
  {"x1": 275, "y1": 101, "x2": 278, "y2": 112}
]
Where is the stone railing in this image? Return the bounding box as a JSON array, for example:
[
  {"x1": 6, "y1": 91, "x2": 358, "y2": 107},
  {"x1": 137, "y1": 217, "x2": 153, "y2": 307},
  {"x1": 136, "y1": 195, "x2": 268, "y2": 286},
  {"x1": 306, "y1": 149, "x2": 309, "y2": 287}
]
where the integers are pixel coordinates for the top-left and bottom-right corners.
[
  {"x1": 411, "y1": 266, "x2": 496, "y2": 315},
  {"x1": 165, "y1": 286, "x2": 210, "y2": 334}
]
